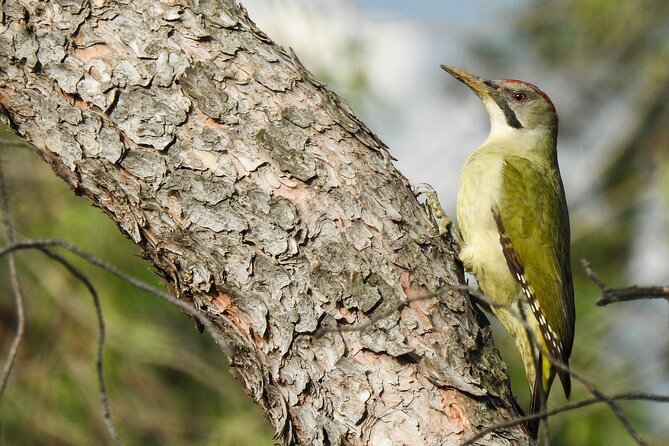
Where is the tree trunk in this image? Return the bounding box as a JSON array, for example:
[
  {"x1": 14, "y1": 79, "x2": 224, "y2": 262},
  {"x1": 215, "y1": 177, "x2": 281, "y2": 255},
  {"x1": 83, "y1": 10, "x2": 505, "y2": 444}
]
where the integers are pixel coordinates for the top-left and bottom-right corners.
[{"x1": 0, "y1": 1, "x2": 528, "y2": 444}]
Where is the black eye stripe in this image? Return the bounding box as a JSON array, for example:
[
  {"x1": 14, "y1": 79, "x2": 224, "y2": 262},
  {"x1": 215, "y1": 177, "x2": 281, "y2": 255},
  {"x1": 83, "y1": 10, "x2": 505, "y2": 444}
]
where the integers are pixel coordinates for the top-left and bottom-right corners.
[{"x1": 494, "y1": 96, "x2": 523, "y2": 129}]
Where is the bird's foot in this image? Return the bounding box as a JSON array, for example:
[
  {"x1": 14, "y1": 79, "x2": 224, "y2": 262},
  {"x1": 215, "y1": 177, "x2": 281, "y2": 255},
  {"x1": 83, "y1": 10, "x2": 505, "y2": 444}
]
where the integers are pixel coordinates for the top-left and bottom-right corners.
[{"x1": 414, "y1": 183, "x2": 452, "y2": 236}]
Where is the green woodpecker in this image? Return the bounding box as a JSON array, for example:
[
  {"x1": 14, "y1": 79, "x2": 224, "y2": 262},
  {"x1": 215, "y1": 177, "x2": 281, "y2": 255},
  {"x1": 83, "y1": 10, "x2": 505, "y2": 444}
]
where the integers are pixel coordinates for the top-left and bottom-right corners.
[{"x1": 442, "y1": 65, "x2": 575, "y2": 437}]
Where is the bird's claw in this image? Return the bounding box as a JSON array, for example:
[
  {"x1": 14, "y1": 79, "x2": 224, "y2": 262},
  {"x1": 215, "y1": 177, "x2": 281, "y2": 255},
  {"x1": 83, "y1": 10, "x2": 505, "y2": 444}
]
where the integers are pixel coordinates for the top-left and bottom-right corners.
[{"x1": 414, "y1": 183, "x2": 452, "y2": 236}]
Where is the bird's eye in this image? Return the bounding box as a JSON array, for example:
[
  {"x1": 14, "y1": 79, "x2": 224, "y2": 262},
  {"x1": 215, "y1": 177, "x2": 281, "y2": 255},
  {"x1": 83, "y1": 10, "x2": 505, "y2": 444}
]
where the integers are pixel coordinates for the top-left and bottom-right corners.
[{"x1": 512, "y1": 92, "x2": 527, "y2": 102}]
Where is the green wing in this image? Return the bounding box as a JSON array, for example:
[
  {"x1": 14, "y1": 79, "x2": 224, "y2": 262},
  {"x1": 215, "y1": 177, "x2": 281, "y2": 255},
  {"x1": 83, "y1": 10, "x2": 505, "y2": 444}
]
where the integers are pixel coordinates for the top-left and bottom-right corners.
[{"x1": 497, "y1": 154, "x2": 575, "y2": 388}]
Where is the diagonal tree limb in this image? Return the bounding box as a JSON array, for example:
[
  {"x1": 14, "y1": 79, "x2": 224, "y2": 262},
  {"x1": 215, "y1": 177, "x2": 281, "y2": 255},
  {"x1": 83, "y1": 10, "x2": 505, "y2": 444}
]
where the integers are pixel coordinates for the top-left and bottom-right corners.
[{"x1": 0, "y1": 1, "x2": 528, "y2": 444}]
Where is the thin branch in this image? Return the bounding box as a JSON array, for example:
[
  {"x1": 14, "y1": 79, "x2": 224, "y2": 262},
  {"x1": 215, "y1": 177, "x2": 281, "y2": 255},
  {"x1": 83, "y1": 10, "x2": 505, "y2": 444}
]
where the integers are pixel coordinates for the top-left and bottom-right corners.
[
  {"x1": 466, "y1": 286, "x2": 649, "y2": 446},
  {"x1": 541, "y1": 350, "x2": 647, "y2": 446},
  {"x1": 580, "y1": 259, "x2": 608, "y2": 290},
  {"x1": 582, "y1": 259, "x2": 669, "y2": 305},
  {"x1": 0, "y1": 238, "x2": 248, "y2": 442},
  {"x1": 0, "y1": 239, "x2": 234, "y2": 357},
  {"x1": 0, "y1": 155, "x2": 121, "y2": 443},
  {"x1": 0, "y1": 160, "x2": 26, "y2": 403},
  {"x1": 597, "y1": 285, "x2": 669, "y2": 305},
  {"x1": 34, "y1": 246, "x2": 122, "y2": 446},
  {"x1": 460, "y1": 392, "x2": 669, "y2": 446}
]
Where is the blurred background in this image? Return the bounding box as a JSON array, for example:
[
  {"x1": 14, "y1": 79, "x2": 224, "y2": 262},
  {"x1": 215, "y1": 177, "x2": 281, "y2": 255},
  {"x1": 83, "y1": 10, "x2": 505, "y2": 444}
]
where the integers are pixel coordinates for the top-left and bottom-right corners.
[{"x1": 0, "y1": 0, "x2": 667, "y2": 444}]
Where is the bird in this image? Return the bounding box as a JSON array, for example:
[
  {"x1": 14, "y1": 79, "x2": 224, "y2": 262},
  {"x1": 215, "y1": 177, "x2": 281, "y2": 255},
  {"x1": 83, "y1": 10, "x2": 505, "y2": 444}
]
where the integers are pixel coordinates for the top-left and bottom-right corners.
[{"x1": 441, "y1": 65, "x2": 575, "y2": 438}]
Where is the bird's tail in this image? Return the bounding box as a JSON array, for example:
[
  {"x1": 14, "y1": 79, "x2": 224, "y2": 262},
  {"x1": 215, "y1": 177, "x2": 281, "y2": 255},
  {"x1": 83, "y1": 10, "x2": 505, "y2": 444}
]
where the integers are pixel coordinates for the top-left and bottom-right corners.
[
  {"x1": 526, "y1": 353, "x2": 547, "y2": 439},
  {"x1": 527, "y1": 352, "x2": 571, "y2": 438}
]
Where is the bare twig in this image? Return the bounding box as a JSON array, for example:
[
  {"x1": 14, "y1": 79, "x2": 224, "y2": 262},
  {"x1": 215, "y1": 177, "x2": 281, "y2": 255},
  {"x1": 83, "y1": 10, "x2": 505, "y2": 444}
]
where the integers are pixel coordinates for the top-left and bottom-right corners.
[
  {"x1": 581, "y1": 259, "x2": 609, "y2": 290},
  {"x1": 465, "y1": 286, "x2": 649, "y2": 446},
  {"x1": 34, "y1": 247, "x2": 122, "y2": 445},
  {"x1": 460, "y1": 392, "x2": 669, "y2": 446},
  {"x1": 540, "y1": 349, "x2": 647, "y2": 446},
  {"x1": 0, "y1": 161, "x2": 26, "y2": 402},
  {"x1": 597, "y1": 285, "x2": 669, "y2": 305},
  {"x1": 0, "y1": 238, "x2": 245, "y2": 444},
  {"x1": 0, "y1": 155, "x2": 120, "y2": 443},
  {"x1": 582, "y1": 258, "x2": 669, "y2": 305},
  {"x1": 0, "y1": 239, "x2": 233, "y2": 357}
]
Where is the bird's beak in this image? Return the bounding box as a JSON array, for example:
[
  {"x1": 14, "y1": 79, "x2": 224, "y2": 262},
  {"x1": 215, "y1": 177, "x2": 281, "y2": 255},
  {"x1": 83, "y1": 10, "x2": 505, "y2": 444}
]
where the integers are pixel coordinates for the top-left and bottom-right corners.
[{"x1": 441, "y1": 65, "x2": 493, "y2": 98}]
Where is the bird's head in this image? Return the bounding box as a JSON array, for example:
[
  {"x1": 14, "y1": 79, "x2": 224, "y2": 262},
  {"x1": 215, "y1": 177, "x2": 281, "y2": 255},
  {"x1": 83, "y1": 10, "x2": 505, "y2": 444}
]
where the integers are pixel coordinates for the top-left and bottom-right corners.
[{"x1": 441, "y1": 65, "x2": 558, "y2": 138}]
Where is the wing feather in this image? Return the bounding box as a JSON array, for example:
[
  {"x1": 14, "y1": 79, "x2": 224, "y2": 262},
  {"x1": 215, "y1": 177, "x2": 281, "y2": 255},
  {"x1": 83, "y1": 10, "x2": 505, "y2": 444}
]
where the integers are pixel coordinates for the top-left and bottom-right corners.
[{"x1": 497, "y1": 155, "x2": 574, "y2": 396}]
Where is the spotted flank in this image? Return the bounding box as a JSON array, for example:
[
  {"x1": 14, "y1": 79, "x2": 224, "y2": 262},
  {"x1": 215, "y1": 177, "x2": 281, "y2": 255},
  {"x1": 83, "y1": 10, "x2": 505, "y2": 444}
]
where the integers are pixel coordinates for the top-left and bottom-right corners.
[{"x1": 491, "y1": 208, "x2": 564, "y2": 363}]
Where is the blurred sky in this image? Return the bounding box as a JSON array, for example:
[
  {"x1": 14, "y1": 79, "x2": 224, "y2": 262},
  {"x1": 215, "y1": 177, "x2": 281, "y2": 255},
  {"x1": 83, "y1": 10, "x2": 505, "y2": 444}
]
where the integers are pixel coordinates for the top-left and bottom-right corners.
[{"x1": 243, "y1": 0, "x2": 669, "y2": 438}]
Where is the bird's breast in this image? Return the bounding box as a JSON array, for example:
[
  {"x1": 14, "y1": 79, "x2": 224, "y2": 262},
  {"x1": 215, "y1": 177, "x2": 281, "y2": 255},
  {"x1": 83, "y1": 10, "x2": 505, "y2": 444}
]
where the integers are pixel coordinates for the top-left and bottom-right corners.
[{"x1": 456, "y1": 150, "x2": 517, "y2": 303}]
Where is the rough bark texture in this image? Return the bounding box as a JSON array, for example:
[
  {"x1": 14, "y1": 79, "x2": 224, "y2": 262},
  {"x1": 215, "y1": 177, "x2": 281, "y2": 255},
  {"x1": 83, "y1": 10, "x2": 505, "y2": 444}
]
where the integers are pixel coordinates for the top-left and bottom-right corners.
[{"x1": 0, "y1": 1, "x2": 530, "y2": 444}]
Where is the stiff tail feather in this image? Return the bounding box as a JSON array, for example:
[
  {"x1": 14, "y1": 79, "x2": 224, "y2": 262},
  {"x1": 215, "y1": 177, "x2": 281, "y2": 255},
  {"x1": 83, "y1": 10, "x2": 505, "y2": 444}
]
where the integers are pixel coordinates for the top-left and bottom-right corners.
[{"x1": 527, "y1": 353, "x2": 546, "y2": 439}]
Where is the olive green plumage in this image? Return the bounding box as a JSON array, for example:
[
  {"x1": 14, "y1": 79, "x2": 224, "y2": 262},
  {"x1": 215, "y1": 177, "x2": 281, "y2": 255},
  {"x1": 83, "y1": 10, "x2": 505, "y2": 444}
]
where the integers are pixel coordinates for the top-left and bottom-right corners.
[{"x1": 443, "y1": 65, "x2": 575, "y2": 438}]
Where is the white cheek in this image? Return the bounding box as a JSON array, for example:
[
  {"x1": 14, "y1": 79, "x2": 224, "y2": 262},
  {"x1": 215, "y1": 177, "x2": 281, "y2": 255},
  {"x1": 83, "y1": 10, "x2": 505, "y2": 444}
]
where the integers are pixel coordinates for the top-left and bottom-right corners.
[
  {"x1": 483, "y1": 98, "x2": 510, "y2": 130},
  {"x1": 483, "y1": 101, "x2": 521, "y2": 141}
]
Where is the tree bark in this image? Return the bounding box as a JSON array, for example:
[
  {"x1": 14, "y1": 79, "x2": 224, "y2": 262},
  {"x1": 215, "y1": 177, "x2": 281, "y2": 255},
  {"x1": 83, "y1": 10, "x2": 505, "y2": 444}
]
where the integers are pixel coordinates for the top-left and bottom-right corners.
[{"x1": 0, "y1": 1, "x2": 529, "y2": 444}]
